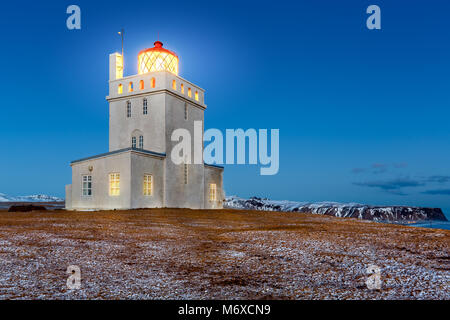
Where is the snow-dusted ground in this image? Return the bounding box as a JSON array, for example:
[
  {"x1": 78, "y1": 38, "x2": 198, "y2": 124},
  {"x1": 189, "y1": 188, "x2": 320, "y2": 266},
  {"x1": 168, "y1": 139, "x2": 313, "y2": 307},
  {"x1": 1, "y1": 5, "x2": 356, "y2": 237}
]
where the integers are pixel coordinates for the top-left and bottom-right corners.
[{"x1": 0, "y1": 208, "x2": 448, "y2": 299}]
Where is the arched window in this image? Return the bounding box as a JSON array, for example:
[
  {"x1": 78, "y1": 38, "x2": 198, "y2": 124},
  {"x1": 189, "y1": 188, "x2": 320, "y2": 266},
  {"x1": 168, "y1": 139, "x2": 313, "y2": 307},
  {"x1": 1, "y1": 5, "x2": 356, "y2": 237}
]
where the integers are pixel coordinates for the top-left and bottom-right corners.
[
  {"x1": 151, "y1": 77, "x2": 155, "y2": 88},
  {"x1": 188, "y1": 88, "x2": 192, "y2": 98},
  {"x1": 172, "y1": 79, "x2": 176, "y2": 90},
  {"x1": 128, "y1": 82, "x2": 133, "y2": 92},
  {"x1": 195, "y1": 91, "x2": 199, "y2": 101},
  {"x1": 143, "y1": 98, "x2": 148, "y2": 115},
  {"x1": 139, "y1": 80, "x2": 144, "y2": 90},
  {"x1": 131, "y1": 129, "x2": 144, "y2": 149},
  {"x1": 181, "y1": 84, "x2": 184, "y2": 94},
  {"x1": 118, "y1": 84, "x2": 123, "y2": 94}
]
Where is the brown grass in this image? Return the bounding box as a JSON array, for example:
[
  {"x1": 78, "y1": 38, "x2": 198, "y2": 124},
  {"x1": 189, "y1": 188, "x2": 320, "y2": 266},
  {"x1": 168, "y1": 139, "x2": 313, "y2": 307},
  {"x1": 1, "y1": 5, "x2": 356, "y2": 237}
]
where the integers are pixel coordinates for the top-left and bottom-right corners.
[{"x1": 0, "y1": 208, "x2": 448, "y2": 299}]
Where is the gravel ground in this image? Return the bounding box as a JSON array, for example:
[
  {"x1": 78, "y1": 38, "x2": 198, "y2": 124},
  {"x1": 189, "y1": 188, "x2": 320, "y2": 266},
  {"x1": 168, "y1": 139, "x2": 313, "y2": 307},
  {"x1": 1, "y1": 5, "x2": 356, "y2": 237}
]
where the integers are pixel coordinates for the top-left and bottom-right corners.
[{"x1": 0, "y1": 208, "x2": 448, "y2": 299}]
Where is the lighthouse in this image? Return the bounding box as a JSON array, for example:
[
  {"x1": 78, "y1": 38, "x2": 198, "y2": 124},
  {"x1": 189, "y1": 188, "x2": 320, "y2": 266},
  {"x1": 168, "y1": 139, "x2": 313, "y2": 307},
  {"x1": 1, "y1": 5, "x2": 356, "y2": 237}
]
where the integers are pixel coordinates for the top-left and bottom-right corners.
[{"x1": 65, "y1": 41, "x2": 224, "y2": 210}]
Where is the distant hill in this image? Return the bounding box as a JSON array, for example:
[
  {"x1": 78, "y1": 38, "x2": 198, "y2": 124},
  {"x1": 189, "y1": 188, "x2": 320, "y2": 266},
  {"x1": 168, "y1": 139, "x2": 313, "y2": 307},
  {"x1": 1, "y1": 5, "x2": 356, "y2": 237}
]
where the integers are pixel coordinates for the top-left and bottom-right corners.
[
  {"x1": 224, "y1": 196, "x2": 448, "y2": 222},
  {"x1": 0, "y1": 193, "x2": 64, "y2": 203}
]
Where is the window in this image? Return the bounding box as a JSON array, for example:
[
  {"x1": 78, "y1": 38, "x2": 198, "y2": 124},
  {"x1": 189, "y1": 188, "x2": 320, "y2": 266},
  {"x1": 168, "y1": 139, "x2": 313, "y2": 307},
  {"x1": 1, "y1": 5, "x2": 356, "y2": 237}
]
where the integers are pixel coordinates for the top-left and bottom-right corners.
[
  {"x1": 118, "y1": 84, "x2": 123, "y2": 94},
  {"x1": 184, "y1": 163, "x2": 188, "y2": 184},
  {"x1": 184, "y1": 103, "x2": 188, "y2": 120},
  {"x1": 128, "y1": 81, "x2": 133, "y2": 92},
  {"x1": 131, "y1": 136, "x2": 136, "y2": 148},
  {"x1": 172, "y1": 79, "x2": 176, "y2": 90},
  {"x1": 143, "y1": 174, "x2": 152, "y2": 196},
  {"x1": 82, "y1": 175, "x2": 92, "y2": 196},
  {"x1": 195, "y1": 91, "x2": 199, "y2": 101},
  {"x1": 139, "y1": 135, "x2": 143, "y2": 149},
  {"x1": 209, "y1": 183, "x2": 217, "y2": 201},
  {"x1": 109, "y1": 173, "x2": 120, "y2": 196},
  {"x1": 181, "y1": 84, "x2": 184, "y2": 94},
  {"x1": 126, "y1": 101, "x2": 131, "y2": 118},
  {"x1": 143, "y1": 98, "x2": 148, "y2": 115},
  {"x1": 188, "y1": 88, "x2": 192, "y2": 98},
  {"x1": 139, "y1": 80, "x2": 144, "y2": 90},
  {"x1": 151, "y1": 77, "x2": 155, "y2": 88}
]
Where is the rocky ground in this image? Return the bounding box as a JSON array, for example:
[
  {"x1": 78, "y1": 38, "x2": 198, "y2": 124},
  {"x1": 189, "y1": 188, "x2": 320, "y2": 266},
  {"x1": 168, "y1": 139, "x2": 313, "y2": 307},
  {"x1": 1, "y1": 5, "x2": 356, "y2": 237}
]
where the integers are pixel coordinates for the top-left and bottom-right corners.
[{"x1": 0, "y1": 208, "x2": 448, "y2": 299}]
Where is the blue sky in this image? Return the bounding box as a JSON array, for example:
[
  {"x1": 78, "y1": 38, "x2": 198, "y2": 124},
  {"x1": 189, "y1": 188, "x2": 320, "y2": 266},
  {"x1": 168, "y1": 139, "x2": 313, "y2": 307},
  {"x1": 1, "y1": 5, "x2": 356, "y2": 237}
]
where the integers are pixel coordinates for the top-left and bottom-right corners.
[{"x1": 1, "y1": 0, "x2": 450, "y2": 216}]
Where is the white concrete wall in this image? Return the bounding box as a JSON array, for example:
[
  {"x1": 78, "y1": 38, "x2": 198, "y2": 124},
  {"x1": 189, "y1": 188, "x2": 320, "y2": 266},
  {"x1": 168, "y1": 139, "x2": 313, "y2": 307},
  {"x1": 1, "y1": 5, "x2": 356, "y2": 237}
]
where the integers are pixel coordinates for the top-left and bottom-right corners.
[
  {"x1": 107, "y1": 71, "x2": 206, "y2": 154},
  {"x1": 204, "y1": 166, "x2": 224, "y2": 209},
  {"x1": 130, "y1": 152, "x2": 165, "y2": 208},
  {"x1": 69, "y1": 152, "x2": 131, "y2": 210},
  {"x1": 109, "y1": 93, "x2": 166, "y2": 153},
  {"x1": 65, "y1": 184, "x2": 72, "y2": 210},
  {"x1": 164, "y1": 94, "x2": 205, "y2": 208}
]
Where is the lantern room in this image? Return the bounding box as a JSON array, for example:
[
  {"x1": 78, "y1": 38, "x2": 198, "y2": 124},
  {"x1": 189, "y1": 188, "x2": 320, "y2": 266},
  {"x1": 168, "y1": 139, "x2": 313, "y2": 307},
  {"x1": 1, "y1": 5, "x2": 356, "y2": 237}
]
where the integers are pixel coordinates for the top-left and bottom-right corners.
[{"x1": 138, "y1": 41, "x2": 179, "y2": 76}]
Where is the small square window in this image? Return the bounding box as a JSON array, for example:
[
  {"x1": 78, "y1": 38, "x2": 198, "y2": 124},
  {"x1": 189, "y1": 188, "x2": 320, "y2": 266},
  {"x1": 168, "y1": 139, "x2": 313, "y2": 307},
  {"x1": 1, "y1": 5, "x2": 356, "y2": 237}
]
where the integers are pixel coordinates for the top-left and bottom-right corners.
[
  {"x1": 209, "y1": 183, "x2": 217, "y2": 201},
  {"x1": 143, "y1": 174, "x2": 152, "y2": 196},
  {"x1": 126, "y1": 101, "x2": 131, "y2": 118},
  {"x1": 143, "y1": 98, "x2": 148, "y2": 115},
  {"x1": 82, "y1": 175, "x2": 92, "y2": 196},
  {"x1": 109, "y1": 173, "x2": 120, "y2": 196}
]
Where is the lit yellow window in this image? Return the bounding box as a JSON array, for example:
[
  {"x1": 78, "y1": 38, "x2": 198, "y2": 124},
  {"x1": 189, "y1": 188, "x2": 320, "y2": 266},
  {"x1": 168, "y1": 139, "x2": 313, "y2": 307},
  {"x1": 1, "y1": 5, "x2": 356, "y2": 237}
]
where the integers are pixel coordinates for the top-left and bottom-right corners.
[
  {"x1": 109, "y1": 173, "x2": 120, "y2": 196},
  {"x1": 172, "y1": 79, "x2": 176, "y2": 90},
  {"x1": 181, "y1": 84, "x2": 184, "y2": 94},
  {"x1": 143, "y1": 174, "x2": 152, "y2": 196},
  {"x1": 195, "y1": 91, "x2": 199, "y2": 101},
  {"x1": 139, "y1": 80, "x2": 144, "y2": 90},
  {"x1": 118, "y1": 84, "x2": 123, "y2": 94},
  {"x1": 209, "y1": 183, "x2": 217, "y2": 201},
  {"x1": 188, "y1": 88, "x2": 192, "y2": 98},
  {"x1": 151, "y1": 77, "x2": 156, "y2": 88},
  {"x1": 128, "y1": 82, "x2": 133, "y2": 92}
]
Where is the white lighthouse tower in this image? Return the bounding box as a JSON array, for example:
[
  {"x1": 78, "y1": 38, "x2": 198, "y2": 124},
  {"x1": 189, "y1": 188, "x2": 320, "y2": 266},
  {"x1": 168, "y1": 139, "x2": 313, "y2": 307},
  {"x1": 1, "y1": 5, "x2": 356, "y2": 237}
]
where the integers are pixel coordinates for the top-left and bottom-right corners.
[{"x1": 65, "y1": 41, "x2": 224, "y2": 210}]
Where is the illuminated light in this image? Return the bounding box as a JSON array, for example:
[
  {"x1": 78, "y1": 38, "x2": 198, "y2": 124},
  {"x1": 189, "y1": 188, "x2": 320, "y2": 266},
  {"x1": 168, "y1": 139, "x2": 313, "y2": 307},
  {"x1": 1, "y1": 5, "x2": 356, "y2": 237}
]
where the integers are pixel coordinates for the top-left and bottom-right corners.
[
  {"x1": 151, "y1": 77, "x2": 155, "y2": 88},
  {"x1": 209, "y1": 183, "x2": 217, "y2": 201},
  {"x1": 181, "y1": 83, "x2": 184, "y2": 94},
  {"x1": 172, "y1": 79, "x2": 176, "y2": 90},
  {"x1": 139, "y1": 80, "x2": 144, "y2": 90},
  {"x1": 195, "y1": 91, "x2": 199, "y2": 101},
  {"x1": 109, "y1": 173, "x2": 120, "y2": 196},
  {"x1": 138, "y1": 41, "x2": 179, "y2": 75},
  {"x1": 128, "y1": 81, "x2": 133, "y2": 92},
  {"x1": 115, "y1": 54, "x2": 123, "y2": 79},
  {"x1": 143, "y1": 174, "x2": 152, "y2": 196},
  {"x1": 118, "y1": 84, "x2": 123, "y2": 94},
  {"x1": 188, "y1": 88, "x2": 192, "y2": 98}
]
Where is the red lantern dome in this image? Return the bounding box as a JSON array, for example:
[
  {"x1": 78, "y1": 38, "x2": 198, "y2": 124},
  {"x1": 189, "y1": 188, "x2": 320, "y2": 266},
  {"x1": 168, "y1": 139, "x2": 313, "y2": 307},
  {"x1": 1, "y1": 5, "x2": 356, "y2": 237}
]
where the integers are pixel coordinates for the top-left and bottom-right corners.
[{"x1": 138, "y1": 41, "x2": 179, "y2": 75}]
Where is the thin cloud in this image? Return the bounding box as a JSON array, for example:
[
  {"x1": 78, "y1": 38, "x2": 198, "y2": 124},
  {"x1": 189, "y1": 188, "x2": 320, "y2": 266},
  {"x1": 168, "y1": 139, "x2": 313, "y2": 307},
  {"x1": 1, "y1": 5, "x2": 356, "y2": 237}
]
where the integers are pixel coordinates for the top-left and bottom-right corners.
[
  {"x1": 393, "y1": 162, "x2": 408, "y2": 168},
  {"x1": 353, "y1": 178, "x2": 424, "y2": 195},
  {"x1": 426, "y1": 175, "x2": 450, "y2": 184},
  {"x1": 422, "y1": 189, "x2": 450, "y2": 195},
  {"x1": 371, "y1": 163, "x2": 388, "y2": 174}
]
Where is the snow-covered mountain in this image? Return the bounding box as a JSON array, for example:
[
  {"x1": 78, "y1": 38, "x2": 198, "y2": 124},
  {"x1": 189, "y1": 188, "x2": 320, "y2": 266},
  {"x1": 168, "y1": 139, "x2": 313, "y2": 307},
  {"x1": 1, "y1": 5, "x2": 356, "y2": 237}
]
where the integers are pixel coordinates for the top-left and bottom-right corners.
[
  {"x1": 224, "y1": 196, "x2": 448, "y2": 222},
  {"x1": 0, "y1": 193, "x2": 64, "y2": 202}
]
